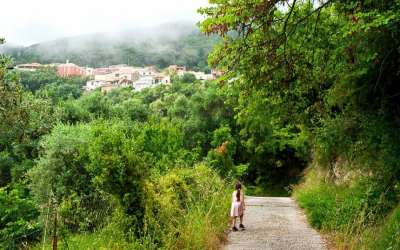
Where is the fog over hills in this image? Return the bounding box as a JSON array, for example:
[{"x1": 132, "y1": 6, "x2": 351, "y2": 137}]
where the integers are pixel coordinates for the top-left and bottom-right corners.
[{"x1": 1, "y1": 22, "x2": 218, "y2": 70}]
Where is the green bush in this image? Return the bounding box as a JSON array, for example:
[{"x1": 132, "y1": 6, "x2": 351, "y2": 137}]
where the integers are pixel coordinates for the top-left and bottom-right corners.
[
  {"x1": 142, "y1": 164, "x2": 230, "y2": 249},
  {"x1": 29, "y1": 121, "x2": 151, "y2": 233},
  {"x1": 0, "y1": 188, "x2": 41, "y2": 250}
]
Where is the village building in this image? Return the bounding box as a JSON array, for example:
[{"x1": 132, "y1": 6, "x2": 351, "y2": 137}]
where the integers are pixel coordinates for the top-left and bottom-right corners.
[
  {"x1": 17, "y1": 61, "x2": 210, "y2": 93},
  {"x1": 84, "y1": 80, "x2": 104, "y2": 91},
  {"x1": 100, "y1": 83, "x2": 119, "y2": 93},
  {"x1": 168, "y1": 65, "x2": 186, "y2": 75},
  {"x1": 135, "y1": 66, "x2": 157, "y2": 77},
  {"x1": 85, "y1": 70, "x2": 140, "y2": 91},
  {"x1": 15, "y1": 63, "x2": 43, "y2": 71},
  {"x1": 93, "y1": 67, "x2": 115, "y2": 75},
  {"x1": 186, "y1": 71, "x2": 214, "y2": 81},
  {"x1": 83, "y1": 67, "x2": 94, "y2": 77},
  {"x1": 132, "y1": 72, "x2": 171, "y2": 91},
  {"x1": 57, "y1": 60, "x2": 85, "y2": 77},
  {"x1": 155, "y1": 74, "x2": 171, "y2": 85},
  {"x1": 132, "y1": 76, "x2": 157, "y2": 91}
]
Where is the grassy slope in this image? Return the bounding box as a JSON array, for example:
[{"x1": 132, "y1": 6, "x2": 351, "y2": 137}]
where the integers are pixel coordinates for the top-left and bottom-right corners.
[{"x1": 293, "y1": 167, "x2": 399, "y2": 250}]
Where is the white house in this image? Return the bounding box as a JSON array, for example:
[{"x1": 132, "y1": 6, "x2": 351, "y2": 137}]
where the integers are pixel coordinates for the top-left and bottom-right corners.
[
  {"x1": 133, "y1": 76, "x2": 157, "y2": 91},
  {"x1": 191, "y1": 71, "x2": 214, "y2": 81},
  {"x1": 179, "y1": 71, "x2": 215, "y2": 81},
  {"x1": 135, "y1": 66, "x2": 157, "y2": 77},
  {"x1": 84, "y1": 80, "x2": 107, "y2": 91}
]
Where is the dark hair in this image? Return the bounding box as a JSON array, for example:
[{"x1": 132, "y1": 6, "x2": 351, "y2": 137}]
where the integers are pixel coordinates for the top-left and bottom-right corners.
[{"x1": 235, "y1": 182, "x2": 242, "y2": 202}]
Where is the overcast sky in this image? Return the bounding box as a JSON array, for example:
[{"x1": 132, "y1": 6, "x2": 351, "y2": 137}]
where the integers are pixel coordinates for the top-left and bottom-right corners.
[{"x1": 0, "y1": 0, "x2": 209, "y2": 46}]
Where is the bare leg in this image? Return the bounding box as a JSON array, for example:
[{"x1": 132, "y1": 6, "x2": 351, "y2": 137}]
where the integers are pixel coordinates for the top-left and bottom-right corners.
[
  {"x1": 239, "y1": 214, "x2": 244, "y2": 225},
  {"x1": 231, "y1": 217, "x2": 237, "y2": 228}
]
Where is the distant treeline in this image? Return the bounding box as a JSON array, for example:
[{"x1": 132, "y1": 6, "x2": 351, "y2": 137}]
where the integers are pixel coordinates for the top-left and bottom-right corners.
[{"x1": 3, "y1": 27, "x2": 219, "y2": 72}]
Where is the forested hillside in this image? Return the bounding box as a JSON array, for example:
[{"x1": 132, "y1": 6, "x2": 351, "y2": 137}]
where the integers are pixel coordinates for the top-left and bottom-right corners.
[
  {"x1": 0, "y1": 23, "x2": 219, "y2": 71},
  {"x1": 199, "y1": 0, "x2": 400, "y2": 249}
]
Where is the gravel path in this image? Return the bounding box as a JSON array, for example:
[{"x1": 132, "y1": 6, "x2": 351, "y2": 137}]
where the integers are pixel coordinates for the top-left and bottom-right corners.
[{"x1": 224, "y1": 196, "x2": 327, "y2": 250}]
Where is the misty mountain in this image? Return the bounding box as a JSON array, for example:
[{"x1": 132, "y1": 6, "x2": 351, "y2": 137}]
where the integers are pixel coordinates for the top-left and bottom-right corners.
[{"x1": 0, "y1": 22, "x2": 219, "y2": 71}]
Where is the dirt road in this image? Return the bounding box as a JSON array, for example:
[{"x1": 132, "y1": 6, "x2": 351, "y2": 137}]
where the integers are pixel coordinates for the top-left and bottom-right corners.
[{"x1": 224, "y1": 196, "x2": 327, "y2": 250}]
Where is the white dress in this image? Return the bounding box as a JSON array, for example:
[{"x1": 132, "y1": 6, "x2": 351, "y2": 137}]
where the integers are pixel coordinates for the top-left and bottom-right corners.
[{"x1": 230, "y1": 190, "x2": 244, "y2": 217}]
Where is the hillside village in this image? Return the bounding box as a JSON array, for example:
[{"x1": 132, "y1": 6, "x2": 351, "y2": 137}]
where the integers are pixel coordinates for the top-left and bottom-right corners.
[{"x1": 15, "y1": 61, "x2": 221, "y2": 92}]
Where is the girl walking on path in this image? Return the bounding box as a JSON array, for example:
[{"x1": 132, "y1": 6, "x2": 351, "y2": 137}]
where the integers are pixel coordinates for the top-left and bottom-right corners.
[{"x1": 230, "y1": 182, "x2": 245, "y2": 231}]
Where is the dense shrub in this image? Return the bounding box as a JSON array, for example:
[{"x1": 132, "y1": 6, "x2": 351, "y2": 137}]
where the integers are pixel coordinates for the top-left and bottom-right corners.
[
  {"x1": 29, "y1": 121, "x2": 151, "y2": 233},
  {"x1": 0, "y1": 188, "x2": 41, "y2": 250},
  {"x1": 142, "y1": 165, "x2": 230, "y2": 249}
]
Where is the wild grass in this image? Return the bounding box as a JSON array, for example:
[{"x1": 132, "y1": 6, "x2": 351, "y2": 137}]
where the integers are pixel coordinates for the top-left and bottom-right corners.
[
  {"x1": 32, "y1": 164, "x2": 231, "y2": 250},
  {"x1": 293, "y1": 167, "x2": 399, "y2": 250},
  {"x1": 142, "y1": 164, "x2": 231, "y2": 249},
  {"x1": 31, "y1": 229, "x2": 131, "y2": 250},
  {"x1": 368, "y1": 205, "x2": 400, "y2": 250}
]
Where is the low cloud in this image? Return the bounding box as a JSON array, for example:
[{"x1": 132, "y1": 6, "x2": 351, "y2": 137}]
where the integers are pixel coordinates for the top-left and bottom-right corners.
[{"x1": 0, "y1": 0, "x2": 208, "y2": 45}]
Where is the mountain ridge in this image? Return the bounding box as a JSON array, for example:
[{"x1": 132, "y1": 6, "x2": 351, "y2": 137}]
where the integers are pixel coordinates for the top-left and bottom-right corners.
[{"x1": 1, "y1": 22, "x2": 217, "y2": 70}]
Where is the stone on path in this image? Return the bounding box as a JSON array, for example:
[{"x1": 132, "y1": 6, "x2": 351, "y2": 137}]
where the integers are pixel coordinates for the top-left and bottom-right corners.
[{"x1": 224, "y1": 196, "x2": 327, "y2": 250}]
